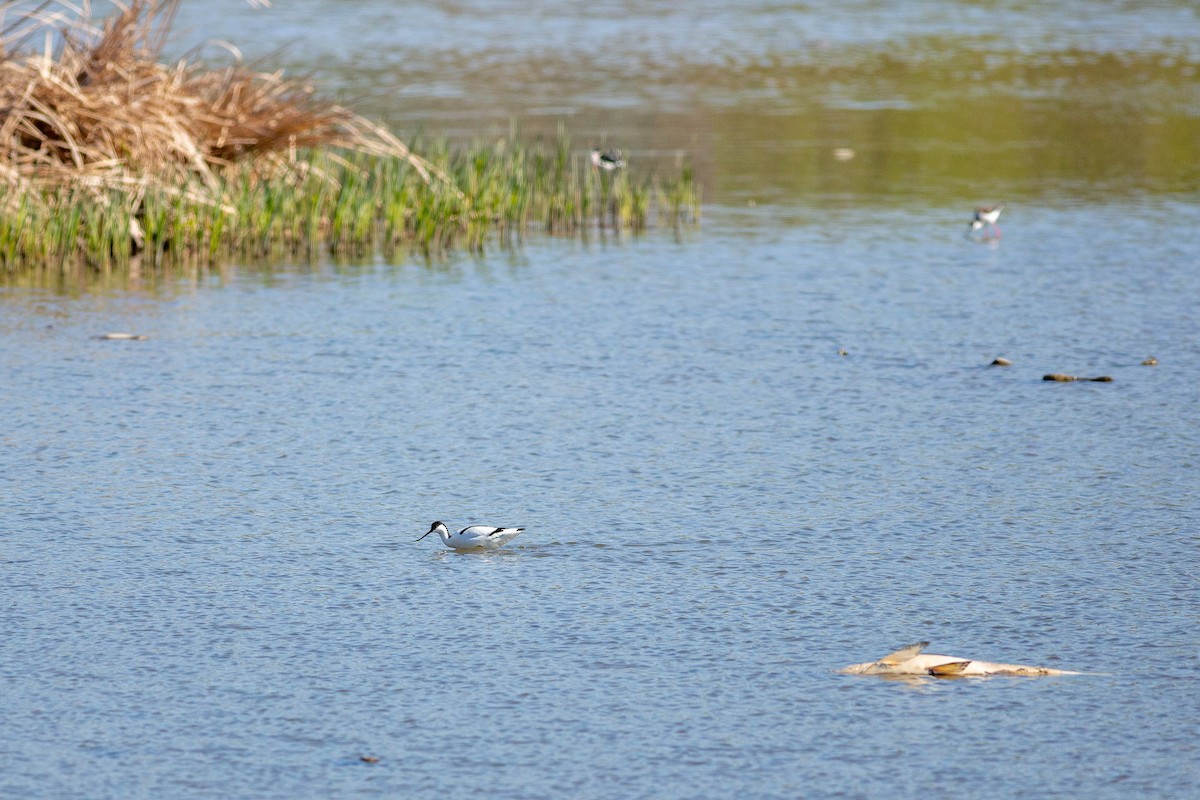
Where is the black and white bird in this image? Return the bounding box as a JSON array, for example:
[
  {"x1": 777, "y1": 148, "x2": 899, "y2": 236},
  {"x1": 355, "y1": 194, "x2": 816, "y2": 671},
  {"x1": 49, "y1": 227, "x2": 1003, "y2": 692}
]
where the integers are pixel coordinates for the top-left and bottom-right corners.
[
  {"x1": 590, "y1": 147, "x2": 626, "y2": 172},
  {"x1": 415, "y1": 521, "x2": 525, "y2": 551},
  {"x1": 968, "y1": 205, "x2": 1003, "y2": 239}
]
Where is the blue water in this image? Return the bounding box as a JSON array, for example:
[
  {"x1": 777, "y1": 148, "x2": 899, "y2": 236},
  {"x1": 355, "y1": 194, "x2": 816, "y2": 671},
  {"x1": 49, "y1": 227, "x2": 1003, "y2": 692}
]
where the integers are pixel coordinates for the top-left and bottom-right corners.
[
  {"x1": 4, "y1": 0, "x2": 1200, "y2": 796},
  {"x1": 174, "y1": 1, "x2": 1200, "y2": 73},
  {"x1": 3, "y1": 201, "x2": 1198, "y2": 798}
]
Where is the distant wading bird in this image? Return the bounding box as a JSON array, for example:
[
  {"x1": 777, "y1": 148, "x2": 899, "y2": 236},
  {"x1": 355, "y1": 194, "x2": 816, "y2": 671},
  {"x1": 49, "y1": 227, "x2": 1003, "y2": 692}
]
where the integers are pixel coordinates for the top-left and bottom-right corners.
[
  {"x1": 590, "y1": 147, "x2": 626, "y2": 172},
  {"x1": 968, "y1": 205, "x2": 1003, "y2": 239},
  {"x1": 416, "y1": 521, "x2": 524, "y2": 551},
  {"x1": 839, "y1": 641, "x2": 1083, "y2": 678}
]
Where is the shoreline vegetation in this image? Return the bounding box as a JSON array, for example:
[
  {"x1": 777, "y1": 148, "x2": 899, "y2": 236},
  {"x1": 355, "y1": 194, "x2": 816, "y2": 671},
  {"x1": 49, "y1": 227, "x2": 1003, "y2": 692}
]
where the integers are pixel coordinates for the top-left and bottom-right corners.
[{"x1": 0, "y1": 1, "x2": 699, "y2": 277}]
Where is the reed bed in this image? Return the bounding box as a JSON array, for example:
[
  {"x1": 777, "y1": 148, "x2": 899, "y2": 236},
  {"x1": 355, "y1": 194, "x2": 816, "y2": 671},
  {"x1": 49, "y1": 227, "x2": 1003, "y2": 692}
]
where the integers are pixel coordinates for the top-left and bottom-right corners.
[
  {"x1": 0, "y1": 1, "x2": 699, "y2": 276},
  {"x1": 1, "y1": 138, "x2": 699, "y2": 272}
]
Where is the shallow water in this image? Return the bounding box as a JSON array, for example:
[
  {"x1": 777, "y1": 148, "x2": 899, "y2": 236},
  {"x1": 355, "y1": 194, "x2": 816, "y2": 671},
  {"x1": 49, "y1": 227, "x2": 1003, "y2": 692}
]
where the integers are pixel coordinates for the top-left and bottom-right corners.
[
  {"x1": 168, "y1": 0, "x2": 1200, "y2": 203},
  {"x1": 4, "y1": 201, "x2": 1199, "y2": 798},
  {"x1": 4, "y1": 1, "x2": 1200, "y2": 798}
]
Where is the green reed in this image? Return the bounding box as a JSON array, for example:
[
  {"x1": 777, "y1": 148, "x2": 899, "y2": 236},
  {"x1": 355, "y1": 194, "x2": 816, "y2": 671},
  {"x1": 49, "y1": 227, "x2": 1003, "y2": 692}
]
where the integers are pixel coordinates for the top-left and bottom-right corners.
[{"x1": 2, "y1": 132, "x2": 698, "y2": 277}]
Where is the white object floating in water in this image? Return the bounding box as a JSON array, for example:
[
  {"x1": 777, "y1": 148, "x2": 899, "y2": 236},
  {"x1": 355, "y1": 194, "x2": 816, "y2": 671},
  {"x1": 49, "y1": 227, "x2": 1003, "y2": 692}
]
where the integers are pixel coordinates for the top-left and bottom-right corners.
[
  {"x1": 416, "y1": 520, "x2": 524, "y2": 551},
  {"x1": 839, "y1": 641, "x2": 1083, "y2": 677},
  {"x1": 832, "y1": 147, "x2": 856, "y2": 161},
  {"x1": 590, "y1": 147, "x2": 626, "y2": 171},
  {"x1": 95, "y1": 332, "x2": 147, "y2": 340}
]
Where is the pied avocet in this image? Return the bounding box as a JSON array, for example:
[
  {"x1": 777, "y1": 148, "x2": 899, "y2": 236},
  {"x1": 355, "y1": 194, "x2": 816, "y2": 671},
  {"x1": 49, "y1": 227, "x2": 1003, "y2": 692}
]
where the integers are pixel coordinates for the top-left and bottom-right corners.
[{"x1": 416, "y1": 521, "x2": 525, "y2": 551}]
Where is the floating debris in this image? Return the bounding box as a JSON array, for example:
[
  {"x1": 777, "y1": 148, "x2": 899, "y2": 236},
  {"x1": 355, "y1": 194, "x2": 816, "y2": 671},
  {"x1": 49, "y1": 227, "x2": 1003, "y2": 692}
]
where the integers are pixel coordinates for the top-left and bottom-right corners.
[
  {"x1": 833, "y1": 147, "x2": 856, "y2": 161},
  {"x1": 990, "y1": 357, "x2": 1013, "y2": 367},
  {"x1": 839, "y1": 641, "x2": 1085, "y2": 678},
  {"x1": 1141, "y1": 356, "x2": 1158, "y2": 366},
  {"x1": 1043, "y1": 373, "x2": 1113, "y2": 382},
  {"x1": 837, "y1": 348, "x2": 849, "y2": 357},
  {"x1": 359, "y1": 756, "x2": 380, "y2": 764},
  {"x1": 95, "y1": 333, "x2": 148, "y2": 341}
]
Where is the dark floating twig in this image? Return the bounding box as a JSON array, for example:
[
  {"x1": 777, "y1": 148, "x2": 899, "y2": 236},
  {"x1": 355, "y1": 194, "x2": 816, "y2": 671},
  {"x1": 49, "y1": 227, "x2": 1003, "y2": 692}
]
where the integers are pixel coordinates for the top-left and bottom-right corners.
[{"x1": 1043, "y1": 373, "x2": 1113, "y2": 382}]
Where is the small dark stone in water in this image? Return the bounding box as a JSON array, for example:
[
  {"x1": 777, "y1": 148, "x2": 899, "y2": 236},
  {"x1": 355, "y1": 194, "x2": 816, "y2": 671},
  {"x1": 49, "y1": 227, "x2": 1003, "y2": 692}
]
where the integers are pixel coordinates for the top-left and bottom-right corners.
[
  {"x1": 1141, "y1": 356, "x2": 1158, "y2": 366},
  {"x1": 1086, "y1": 376, "x2": 1114, "y2": 382},
  {"x1": 990, "y1": 357, "x2": 1013, "y2": 367}
]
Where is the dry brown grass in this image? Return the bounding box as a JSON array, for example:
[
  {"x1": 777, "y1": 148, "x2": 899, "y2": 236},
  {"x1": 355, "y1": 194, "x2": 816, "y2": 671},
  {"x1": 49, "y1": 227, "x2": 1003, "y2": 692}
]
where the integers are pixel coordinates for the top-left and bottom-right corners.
[{"x1": 0, "y1": 0, "x2": 436, "y2": 198}]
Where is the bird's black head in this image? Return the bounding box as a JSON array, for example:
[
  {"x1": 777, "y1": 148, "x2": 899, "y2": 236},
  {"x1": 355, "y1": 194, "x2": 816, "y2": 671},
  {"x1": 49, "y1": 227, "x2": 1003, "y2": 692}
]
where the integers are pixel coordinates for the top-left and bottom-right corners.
[{"x1": 416, "y1": 521, "x2": 445, "y2": 542}]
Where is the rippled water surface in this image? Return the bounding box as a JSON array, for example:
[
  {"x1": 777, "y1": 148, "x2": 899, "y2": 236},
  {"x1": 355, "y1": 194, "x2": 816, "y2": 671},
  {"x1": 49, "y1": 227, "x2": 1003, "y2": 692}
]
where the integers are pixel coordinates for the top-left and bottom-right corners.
[
  {"x1": 4, "y1": 203, "x2": 1198, "y2": 798},
  {"x1": 4, "y1": 1, "x2": 1200, "y2": 798},
  {"x1": 168, "y1": 0, "x2": 1200, "y2": 202}
]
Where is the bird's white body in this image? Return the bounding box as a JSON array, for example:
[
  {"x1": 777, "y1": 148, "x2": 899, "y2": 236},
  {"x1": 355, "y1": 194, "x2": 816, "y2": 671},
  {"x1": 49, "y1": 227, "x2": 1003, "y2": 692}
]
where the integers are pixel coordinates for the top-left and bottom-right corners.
[
  {"x1": 839, "y1": 641, "x2": 1082, "y2": 678},
  {"x1": 416, "y1": 521, "x2": 524, "y2": 551},
  {"x1": 590, "y1": 148, "x2": 625, "y2": 171}
]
